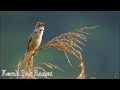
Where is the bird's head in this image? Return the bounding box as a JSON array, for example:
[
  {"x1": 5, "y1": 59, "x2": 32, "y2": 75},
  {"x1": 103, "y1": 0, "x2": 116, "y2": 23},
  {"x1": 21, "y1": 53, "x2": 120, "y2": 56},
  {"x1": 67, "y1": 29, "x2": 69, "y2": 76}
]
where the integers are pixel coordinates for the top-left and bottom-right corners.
[{"x1": 35, "y1": 22, "x2": 45, "y2": 31}]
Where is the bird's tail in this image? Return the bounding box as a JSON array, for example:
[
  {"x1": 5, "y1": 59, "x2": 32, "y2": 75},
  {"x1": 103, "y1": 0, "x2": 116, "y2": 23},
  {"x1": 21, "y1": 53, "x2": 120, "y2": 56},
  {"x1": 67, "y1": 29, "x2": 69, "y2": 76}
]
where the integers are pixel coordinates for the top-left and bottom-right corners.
[{"x1": 22, "y1": 51, "x2": 34, "y2": 70}]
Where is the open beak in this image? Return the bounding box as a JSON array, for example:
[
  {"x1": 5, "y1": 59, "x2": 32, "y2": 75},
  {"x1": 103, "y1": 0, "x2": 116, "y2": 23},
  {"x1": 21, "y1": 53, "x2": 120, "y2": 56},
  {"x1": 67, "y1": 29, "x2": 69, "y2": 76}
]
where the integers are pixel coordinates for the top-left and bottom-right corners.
[{"x1": 40, "y1": 23, "x2": 45, "y2": 30}]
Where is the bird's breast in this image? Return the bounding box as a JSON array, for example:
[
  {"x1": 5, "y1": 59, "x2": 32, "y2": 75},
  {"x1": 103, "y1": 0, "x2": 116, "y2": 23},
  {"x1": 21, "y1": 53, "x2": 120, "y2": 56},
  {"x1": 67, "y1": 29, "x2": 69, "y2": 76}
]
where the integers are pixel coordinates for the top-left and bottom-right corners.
[{"x1": 29, "y1": 34, "x2": 43, "y2": 51}]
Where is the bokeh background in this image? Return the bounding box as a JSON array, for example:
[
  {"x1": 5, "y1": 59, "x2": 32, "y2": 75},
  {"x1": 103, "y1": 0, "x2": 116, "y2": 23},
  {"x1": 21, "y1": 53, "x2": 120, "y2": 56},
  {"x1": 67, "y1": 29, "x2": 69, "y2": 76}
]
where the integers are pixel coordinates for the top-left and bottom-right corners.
[{"x1": 0, "y1": 11, "x2": 119, "y2": 79}]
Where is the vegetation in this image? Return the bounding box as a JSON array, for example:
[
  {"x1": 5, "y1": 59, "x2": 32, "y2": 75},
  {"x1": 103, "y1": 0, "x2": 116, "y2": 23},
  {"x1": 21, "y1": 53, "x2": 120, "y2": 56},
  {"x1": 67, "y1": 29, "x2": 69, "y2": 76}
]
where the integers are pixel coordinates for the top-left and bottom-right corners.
[{"x1": 17, "y1": 26, "x2": 98, "y2": 79}]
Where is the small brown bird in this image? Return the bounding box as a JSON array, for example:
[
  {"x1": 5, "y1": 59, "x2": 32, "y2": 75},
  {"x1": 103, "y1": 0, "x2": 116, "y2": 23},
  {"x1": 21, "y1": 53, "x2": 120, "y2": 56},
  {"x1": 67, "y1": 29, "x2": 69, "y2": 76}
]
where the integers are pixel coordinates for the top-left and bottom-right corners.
[{"x1": 26, "y1": 22, "x2": 45, "y2": 67}]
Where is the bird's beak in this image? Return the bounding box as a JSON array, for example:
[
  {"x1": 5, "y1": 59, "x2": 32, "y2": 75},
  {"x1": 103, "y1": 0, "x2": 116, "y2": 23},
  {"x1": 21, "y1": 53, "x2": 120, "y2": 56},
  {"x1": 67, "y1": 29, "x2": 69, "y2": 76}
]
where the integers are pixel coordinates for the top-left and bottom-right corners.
[
  {"x1": 39, "y1": 22, "x2": 45, "y2": 31},
  {"x1": 40, "y1": 26, "x2": 44, "y2": 31}
]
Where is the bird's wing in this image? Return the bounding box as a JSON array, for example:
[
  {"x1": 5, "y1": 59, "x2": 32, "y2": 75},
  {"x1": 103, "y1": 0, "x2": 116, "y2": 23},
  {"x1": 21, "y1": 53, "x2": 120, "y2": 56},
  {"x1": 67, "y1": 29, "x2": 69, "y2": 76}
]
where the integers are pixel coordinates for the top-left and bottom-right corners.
[{"x1": 27, "y1": 33, "x2": 33, "y2": 52}]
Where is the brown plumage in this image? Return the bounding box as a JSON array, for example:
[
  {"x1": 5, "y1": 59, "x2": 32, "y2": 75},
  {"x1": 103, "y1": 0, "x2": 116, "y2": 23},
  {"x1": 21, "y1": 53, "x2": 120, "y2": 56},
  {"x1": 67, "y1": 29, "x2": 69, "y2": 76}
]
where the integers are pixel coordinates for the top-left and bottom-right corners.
[{"x1": 22, "y1": 22, "x2": 45, "y2": 69}]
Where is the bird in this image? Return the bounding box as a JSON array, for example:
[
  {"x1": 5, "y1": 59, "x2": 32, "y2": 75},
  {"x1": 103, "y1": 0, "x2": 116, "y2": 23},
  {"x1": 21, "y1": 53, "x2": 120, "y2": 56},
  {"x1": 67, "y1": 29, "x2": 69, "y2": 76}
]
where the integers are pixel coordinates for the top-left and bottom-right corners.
[{"x1": 24, "y1": 22, "x2": 45, "y2": 68}]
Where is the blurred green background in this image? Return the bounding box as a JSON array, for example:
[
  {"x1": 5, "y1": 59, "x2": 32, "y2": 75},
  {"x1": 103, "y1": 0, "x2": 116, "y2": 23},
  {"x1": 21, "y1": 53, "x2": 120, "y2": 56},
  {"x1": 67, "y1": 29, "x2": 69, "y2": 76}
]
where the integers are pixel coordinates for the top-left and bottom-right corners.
[{"x1": 0, "y1": 11, "x2": 119, "y2": 79}]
